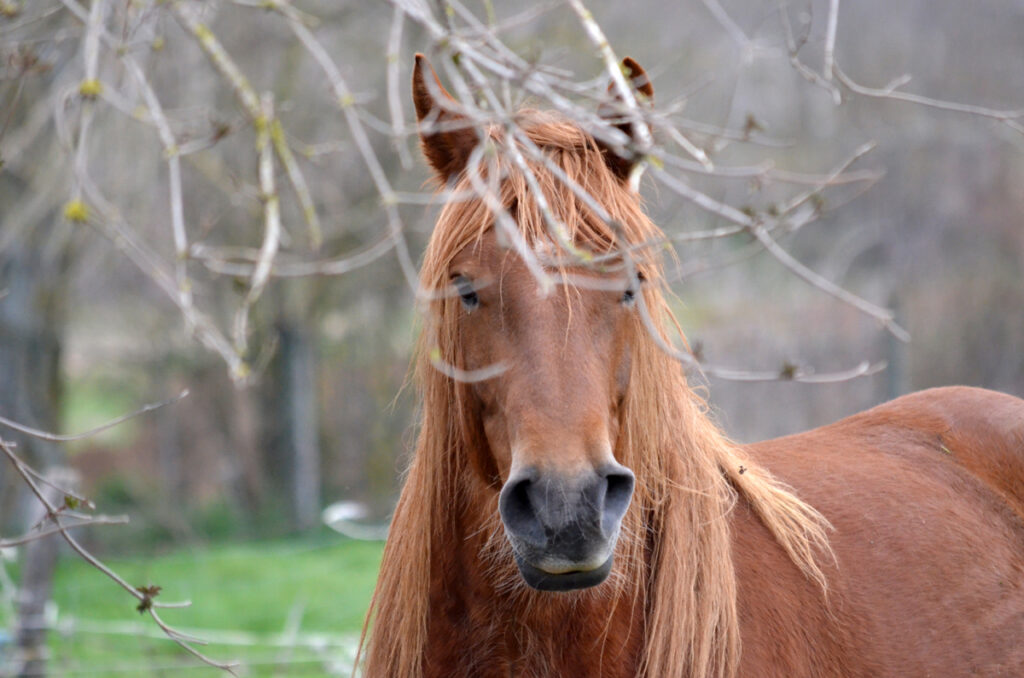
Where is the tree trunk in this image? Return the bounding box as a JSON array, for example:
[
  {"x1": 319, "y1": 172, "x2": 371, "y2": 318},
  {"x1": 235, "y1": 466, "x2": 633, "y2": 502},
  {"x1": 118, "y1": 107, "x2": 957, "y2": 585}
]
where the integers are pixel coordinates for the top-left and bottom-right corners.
[
  {"x1": 0, "y1": 175, "x2": 71, "y2": 533},
  {"x1": 12, "y1": 467, "x2": 78, "y2": 678},
  {"x1": 260, "y1": 321, "x2": 321, "y2": 531}
]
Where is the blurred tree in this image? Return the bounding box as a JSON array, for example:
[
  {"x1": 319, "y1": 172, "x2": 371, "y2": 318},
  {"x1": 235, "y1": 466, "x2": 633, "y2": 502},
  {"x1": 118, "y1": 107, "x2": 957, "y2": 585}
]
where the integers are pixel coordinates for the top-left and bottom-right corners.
[{"x1": 0, "y1": 33, "x2": 80, "y2": 531}]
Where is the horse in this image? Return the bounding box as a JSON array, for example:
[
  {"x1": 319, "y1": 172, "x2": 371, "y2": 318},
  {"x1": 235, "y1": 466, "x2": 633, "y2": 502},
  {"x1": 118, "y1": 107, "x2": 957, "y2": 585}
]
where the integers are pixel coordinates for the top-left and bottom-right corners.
[{"x1": 357, "y1": 54, "x2": 1024, "y2": 677}]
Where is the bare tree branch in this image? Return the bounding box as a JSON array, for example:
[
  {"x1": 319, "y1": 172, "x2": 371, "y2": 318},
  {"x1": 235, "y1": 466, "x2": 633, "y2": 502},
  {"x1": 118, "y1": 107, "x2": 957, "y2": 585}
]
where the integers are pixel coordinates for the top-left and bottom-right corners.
[
  {"x1": 823, "y1": 0, "x2": 839, "y2": 83},
  {"x1": 834, "y1": 66, "x2": 1024, "y2": 136},
  {"x1": 233, "y1": 92, "x2": 281, "y2": 356}
]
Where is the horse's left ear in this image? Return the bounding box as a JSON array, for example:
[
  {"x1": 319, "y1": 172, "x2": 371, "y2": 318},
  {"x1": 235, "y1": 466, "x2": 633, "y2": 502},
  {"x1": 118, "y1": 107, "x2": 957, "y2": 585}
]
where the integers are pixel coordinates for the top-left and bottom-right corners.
[
  {"x1": 596, "y1": 57, "x2": 654, "y2": 182},
  {"x1": 412, "y1": 54, "x2": 477, "y2": 182}
]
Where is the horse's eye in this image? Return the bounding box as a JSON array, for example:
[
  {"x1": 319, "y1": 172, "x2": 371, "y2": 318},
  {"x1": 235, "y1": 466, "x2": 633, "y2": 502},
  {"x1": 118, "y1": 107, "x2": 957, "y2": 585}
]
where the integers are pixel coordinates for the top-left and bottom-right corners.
[
  {"x1": 452, "y1": 275, "x2": 479, "y2": 312},
  {"x1": 621, "y1": 271, "x2": 645, "y2": 307}
]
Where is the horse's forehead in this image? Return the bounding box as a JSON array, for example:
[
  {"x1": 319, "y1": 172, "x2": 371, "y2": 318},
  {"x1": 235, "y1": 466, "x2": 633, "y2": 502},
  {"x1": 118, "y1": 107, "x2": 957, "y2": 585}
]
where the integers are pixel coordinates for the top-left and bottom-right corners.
[
  {"x1": 448, "y1": 230, "x2": 581, "y2": 270},
  {"x1": 447, "y1": 231, "x2": 617, "y2": 302},
  {"x1": 448, "y1": 231, "x2": 532, "y2": 270},
  {"x1": 448, "y1": 231, "x2": 501, "y2": 271}
]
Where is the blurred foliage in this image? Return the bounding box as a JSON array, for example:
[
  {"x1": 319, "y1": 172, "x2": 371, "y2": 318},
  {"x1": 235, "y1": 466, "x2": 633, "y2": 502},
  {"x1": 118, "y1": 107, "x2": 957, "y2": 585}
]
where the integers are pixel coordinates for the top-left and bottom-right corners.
[{"x1": 62, "y1": 377, "x2": 143, "y2": 451}]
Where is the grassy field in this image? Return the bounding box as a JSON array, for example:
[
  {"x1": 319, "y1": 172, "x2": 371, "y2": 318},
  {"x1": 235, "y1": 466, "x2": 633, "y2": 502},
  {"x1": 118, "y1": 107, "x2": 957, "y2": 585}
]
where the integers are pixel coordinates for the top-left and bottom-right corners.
[{"x1": 7, "y1": 536, "x2": 384, "y2": 676}]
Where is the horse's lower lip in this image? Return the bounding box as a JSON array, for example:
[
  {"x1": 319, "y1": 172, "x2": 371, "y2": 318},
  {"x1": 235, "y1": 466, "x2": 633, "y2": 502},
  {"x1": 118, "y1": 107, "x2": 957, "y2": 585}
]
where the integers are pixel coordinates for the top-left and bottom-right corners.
[
  {"x1": 532, "y1": 552, "x2": 610, "y2": 575},
  {"x1": 514, "y1": 555, "x2": 613, "y2": 591}
]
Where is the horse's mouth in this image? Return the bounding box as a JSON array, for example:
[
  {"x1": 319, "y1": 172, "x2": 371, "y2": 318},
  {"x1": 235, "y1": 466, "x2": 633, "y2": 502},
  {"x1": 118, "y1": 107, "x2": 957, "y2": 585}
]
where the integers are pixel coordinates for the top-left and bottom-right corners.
[{"x1": 514, "y1": 554, "x2": 614, "y2": 591}]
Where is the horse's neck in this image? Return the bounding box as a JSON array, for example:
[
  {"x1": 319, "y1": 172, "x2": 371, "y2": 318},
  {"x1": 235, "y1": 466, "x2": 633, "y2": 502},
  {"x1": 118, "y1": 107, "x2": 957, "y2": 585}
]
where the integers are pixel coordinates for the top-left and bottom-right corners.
[{"x1": 422, "y1": 475, "x2": 645, "y2": 678}]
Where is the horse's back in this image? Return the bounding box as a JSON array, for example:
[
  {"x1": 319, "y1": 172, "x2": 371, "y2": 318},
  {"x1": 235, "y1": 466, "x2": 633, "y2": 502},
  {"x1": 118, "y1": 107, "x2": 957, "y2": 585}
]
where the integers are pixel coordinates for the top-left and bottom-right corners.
[
  {"x1": 739, "y1": 386, "x2": 1024, "y2": 677},
  {"x1": 891, "y1": 386, "x2": 1024, "y2": 518}
]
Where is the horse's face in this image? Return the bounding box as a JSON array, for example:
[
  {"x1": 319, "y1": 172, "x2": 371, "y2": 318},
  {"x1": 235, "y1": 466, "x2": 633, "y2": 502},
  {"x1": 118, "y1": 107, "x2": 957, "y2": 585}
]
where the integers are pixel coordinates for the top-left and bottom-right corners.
[
  {"x1": 450, "y1": 232, "x2": 636, "y2": 591},
  {"x1": 413, "y1": 53, "x2": 656, "y2": 592}
]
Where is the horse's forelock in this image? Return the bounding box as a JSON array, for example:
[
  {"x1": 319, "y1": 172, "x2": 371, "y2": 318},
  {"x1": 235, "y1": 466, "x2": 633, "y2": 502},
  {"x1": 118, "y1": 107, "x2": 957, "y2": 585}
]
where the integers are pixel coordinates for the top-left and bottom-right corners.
[{"x1": 420, "y1": 114, "x2": 664, "y2": 290}]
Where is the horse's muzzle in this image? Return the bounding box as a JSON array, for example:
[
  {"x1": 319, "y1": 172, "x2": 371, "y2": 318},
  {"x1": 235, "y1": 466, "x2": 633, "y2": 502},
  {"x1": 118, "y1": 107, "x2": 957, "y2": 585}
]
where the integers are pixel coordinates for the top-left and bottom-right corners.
[{"x1": 498, "y1": 463, "x2": 634, "y2": 591}]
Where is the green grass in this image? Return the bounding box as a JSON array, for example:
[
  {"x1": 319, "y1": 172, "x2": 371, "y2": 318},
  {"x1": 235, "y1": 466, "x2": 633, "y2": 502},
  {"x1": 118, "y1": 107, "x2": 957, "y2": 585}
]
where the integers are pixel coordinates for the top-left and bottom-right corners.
[
  {"x1": 62, "y1": 376, "x2": 144, "y2": 451},
  {"x1": 17, "y1": 537, "x2": 384, "y2": 676}
]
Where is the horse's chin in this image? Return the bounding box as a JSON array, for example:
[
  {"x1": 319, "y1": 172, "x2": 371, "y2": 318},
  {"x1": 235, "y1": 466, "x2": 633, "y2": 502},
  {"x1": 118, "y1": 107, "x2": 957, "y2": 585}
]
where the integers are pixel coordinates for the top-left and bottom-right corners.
[{"x1": 514, "y1": 554, "x2": 614, "y2": 591}]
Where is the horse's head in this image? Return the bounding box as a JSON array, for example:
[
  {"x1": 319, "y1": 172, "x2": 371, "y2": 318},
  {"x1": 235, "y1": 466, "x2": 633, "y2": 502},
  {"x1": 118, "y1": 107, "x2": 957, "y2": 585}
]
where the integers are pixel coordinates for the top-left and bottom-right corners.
[{"x1": 413, "y1": 55, "x2": 655, "y2": 591}]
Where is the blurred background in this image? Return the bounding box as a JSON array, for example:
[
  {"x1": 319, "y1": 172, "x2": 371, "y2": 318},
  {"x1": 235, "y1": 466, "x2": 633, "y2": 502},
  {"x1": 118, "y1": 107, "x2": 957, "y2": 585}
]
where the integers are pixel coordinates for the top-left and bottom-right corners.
[{"x1": 0, "y1": 0, "x2": 1022, "y2": 675}]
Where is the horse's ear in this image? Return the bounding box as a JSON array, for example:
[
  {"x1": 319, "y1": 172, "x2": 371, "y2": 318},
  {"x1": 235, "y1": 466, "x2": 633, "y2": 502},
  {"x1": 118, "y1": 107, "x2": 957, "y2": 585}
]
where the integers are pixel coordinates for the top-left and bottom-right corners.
[
  {"x1": 596, "y1": 57, "x2": 654, "y2": 182},
  {"x1": 412, "y1": 54, "x2": 476, "y2": 181}
]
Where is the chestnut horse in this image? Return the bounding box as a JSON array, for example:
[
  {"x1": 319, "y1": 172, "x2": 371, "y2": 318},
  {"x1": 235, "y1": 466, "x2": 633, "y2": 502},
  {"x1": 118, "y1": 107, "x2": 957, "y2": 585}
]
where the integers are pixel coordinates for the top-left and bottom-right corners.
[{"x1": 358, "y1": 55, "x2": 1024, "y2": 677}]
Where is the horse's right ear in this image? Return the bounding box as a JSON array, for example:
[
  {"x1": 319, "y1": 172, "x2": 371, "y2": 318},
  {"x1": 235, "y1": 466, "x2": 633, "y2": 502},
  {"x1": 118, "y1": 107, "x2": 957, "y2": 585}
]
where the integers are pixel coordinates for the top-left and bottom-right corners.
[
  {"x1": 412, "y1": 54, "x2": 476, "y2": 181},
  {"x1": 596, "y1": 57, "x2": 654, "y2": 182}
]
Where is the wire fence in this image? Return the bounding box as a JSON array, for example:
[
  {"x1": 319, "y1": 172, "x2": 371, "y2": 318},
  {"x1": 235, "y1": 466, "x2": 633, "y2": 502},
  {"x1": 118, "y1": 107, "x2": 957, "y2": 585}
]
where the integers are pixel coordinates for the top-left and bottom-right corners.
[{"x1": 22, "y1": 618, "x2": 360, "y2": 676}]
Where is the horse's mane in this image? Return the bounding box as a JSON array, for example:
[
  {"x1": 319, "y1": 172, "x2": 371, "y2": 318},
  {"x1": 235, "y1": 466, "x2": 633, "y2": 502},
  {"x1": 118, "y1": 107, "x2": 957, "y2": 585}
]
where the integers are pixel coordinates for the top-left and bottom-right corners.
[{"x1": 360, "y1": 112, "x2": 832, "y2": 678}]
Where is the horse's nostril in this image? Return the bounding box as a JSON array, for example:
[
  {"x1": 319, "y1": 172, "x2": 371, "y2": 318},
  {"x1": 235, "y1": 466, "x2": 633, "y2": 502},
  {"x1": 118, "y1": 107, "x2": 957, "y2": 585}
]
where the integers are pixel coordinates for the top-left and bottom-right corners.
[
  {"x1": 499, "y1": 471, "x2": 546, "y2": 545},
  {"x1": 600, "y1": 466, "x2": 635, "y2": 535},
  {"x1": 501, "y1": 465, "x2": 634, "y2": 548}
]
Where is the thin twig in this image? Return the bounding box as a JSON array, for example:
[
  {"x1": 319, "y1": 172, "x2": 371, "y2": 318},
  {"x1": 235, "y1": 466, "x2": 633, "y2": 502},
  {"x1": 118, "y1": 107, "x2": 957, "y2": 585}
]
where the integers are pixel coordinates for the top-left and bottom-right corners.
[
  {"x1": 834, "y1": 65, "x2": 1024, "y2": 136},
  {"x1": 0, "y1": 515, "x2": 130, "y2": 548},
  {"x1": 386, "y1": 5, "x2": 413, "y2": 169},
  {"x1": 0, "y1": 391, "x2": 188, "y2": 443},
  {"x1": 564, "y1": 0, "x2": 652, "y2": 188},
  {"x1": 233, "y1": 92, "x2": 281, "y2": 356},
  {"x1": 823, "y1": 0, "x2": 839, "y2": 83},
  {"x1": 749, "y1": 224, "x2": 909, "y2": 341},
  {"x1": 701, "y1": 0, "x2": 752, "y2": 52}
]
